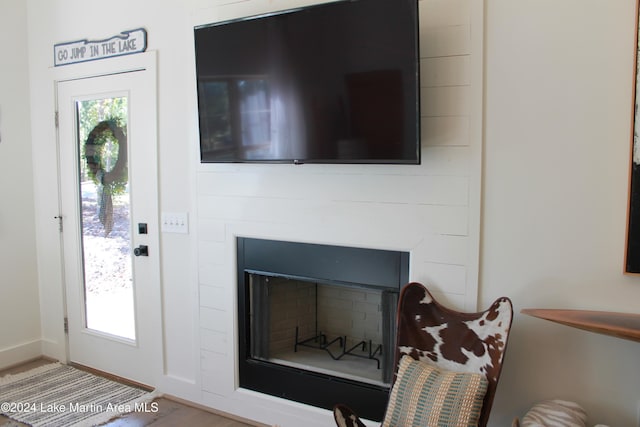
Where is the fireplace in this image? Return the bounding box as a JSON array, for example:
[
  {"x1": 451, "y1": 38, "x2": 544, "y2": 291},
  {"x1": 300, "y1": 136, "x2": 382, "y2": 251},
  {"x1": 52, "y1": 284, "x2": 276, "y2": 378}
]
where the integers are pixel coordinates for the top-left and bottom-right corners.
[{"x1": 237, "y1": 238, "x2": 409, "y2": 421}]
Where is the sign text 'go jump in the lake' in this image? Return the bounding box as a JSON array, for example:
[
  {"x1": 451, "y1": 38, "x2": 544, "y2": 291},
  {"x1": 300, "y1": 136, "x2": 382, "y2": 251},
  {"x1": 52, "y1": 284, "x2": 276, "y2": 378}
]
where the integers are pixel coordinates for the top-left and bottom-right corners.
[{"x1": 54, "y1": 28, "x2": 147, "y2": 67}]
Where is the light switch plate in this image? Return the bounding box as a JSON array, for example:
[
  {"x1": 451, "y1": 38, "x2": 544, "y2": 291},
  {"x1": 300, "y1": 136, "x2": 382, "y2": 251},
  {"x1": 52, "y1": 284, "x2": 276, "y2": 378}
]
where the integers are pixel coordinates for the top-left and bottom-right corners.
[{"x1": 161, "y1": 212, "x2": 189, "y2": 234}]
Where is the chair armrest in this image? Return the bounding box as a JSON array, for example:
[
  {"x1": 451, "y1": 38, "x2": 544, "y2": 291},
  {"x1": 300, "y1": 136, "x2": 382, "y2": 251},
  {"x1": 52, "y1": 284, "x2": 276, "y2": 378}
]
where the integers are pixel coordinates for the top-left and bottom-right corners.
[{"x1": 333, "y1": 404, "x2": 367, "y2": 427}]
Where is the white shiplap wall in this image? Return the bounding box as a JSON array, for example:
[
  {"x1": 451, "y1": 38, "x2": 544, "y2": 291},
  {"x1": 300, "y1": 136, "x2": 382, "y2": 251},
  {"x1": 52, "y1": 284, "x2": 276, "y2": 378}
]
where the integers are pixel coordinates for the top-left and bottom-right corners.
[{"x1": 194, "y1": 0, "x2": 480, "y2": 424}]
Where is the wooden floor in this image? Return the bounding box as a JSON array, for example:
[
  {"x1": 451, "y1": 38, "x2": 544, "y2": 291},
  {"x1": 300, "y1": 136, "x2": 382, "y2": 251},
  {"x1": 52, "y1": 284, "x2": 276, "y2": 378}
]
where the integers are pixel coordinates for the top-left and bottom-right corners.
[{"x1": 0, "y1": 359, "x2": 259, "y2": 427}]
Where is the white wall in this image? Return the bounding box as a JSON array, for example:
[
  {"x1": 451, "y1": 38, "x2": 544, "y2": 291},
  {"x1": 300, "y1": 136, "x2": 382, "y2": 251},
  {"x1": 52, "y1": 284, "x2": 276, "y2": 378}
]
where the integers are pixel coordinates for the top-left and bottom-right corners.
[
  {"x1": 20, "y1": 0, "x2": 640, "y2": 426},
  {"x1": 484, "y1": 1, "x2": 640, "y2": 425},
  {"x1": 0, "y1": 0, "x2": 42, "y2": 369}
]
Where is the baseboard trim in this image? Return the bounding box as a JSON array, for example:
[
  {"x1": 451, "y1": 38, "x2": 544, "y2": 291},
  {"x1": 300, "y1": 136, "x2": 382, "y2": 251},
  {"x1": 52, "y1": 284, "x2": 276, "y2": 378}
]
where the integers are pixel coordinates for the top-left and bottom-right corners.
[{"x1": 0, "y1": 340, "x2": 42, "y2": 370}]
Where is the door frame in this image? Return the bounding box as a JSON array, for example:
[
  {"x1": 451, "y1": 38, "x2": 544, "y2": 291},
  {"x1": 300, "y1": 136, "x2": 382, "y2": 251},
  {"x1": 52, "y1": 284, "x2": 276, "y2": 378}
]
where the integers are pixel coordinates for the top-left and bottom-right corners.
[{"x1": 52, "y1": 51, "x2": 163, "y2": 385}]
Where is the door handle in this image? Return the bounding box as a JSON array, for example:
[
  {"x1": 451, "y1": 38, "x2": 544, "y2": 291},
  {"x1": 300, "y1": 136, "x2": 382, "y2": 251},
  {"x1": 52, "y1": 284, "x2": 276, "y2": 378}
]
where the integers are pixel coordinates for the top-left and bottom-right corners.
[{"x1": 134, "y1": 245, "x2": 149, "y2": 256}]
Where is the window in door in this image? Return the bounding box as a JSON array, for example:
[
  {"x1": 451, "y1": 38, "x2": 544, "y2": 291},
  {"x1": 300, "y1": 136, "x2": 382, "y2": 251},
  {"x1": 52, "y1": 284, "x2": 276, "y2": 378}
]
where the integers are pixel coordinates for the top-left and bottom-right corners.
[{"x1": 75, "y1": 96, "x2": 135, "y2": 340}]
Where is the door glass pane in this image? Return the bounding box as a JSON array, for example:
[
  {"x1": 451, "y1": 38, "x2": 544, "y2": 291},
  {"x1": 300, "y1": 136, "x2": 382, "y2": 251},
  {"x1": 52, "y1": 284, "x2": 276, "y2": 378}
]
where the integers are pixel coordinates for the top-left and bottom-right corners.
[{"x1": 76, "y1": 97, "x2": 135, "y2": 340}]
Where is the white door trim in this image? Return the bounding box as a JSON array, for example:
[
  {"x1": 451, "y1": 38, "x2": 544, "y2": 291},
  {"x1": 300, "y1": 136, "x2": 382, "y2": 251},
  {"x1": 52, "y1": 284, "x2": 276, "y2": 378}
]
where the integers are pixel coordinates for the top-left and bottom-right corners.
[{"x1": 51, "y1": 51, "x2": 154, "y2": 83}]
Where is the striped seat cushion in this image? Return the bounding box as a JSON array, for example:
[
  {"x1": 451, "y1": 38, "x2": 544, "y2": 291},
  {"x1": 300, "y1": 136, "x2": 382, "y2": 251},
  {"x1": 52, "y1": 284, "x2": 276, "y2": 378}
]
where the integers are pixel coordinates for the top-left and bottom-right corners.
[{"x1": 382, "y1": 356, "x2": 488, "y2": 427}]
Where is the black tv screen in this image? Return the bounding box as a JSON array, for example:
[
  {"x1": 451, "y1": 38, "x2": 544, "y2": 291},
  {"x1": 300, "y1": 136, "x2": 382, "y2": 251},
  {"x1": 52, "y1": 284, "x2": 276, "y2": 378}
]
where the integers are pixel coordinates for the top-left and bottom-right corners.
[{"x1": 194, "y1": 0, "x2": 420, "y2": 164}]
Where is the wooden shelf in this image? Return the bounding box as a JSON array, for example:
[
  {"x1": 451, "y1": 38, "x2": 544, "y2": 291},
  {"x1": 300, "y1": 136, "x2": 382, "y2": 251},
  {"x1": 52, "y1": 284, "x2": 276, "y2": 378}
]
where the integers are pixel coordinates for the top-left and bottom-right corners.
[{"x1": 521, "y1": 308, "x2": 640, "y2": 343}]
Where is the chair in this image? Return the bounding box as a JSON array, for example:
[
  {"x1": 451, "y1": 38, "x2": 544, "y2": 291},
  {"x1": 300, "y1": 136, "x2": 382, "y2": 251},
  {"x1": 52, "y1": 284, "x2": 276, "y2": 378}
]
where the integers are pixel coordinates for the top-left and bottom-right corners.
[{"x1": 333, "y1": 282, "x2": 513, "y2": 427}]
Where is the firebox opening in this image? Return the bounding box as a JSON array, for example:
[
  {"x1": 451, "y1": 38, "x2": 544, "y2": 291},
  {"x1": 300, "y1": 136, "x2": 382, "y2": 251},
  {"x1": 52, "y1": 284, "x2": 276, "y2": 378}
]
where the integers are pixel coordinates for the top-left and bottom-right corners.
[{"x1": 247, "y1": 273, "x2": 398, "y2": 387}]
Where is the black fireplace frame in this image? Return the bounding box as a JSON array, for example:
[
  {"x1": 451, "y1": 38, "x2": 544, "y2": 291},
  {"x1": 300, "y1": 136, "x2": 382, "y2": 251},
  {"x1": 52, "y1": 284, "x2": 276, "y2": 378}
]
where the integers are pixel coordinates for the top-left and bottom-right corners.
[{"x1": 236, "y1": 237, "x2": 409, "y2": 421}]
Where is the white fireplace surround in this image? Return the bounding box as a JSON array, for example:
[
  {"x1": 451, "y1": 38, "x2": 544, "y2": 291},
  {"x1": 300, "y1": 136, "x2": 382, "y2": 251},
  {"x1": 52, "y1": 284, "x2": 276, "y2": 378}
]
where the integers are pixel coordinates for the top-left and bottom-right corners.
[{"x1": 193, "y1": 0, "x2": 482, "y2": 425}]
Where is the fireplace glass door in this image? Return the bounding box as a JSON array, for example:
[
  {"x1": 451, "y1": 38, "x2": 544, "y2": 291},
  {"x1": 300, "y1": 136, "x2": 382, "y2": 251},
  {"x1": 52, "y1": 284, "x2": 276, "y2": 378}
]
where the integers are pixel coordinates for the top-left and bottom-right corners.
[{"x1": 248, "y1": 273, "x2": 397, "y2": 387}]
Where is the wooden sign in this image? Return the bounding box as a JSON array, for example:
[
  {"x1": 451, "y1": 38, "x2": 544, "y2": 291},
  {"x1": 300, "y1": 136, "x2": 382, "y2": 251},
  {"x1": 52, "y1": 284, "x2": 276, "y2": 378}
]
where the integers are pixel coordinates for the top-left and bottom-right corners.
[{"x1": 54, "y1": 28, "x2": 147, "y2": 67}]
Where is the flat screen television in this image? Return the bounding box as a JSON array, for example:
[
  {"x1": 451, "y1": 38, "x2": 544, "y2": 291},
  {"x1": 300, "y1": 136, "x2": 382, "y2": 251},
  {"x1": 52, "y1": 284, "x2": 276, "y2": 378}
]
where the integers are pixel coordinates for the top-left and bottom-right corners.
[{"x1": 194, "y1": 0, "x2": 420, "y2": 164}]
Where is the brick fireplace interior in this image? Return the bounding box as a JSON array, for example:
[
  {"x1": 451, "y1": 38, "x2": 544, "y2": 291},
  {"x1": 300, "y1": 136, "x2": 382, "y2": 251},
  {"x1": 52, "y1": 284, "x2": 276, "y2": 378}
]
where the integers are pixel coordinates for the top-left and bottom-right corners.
[{"x1": 237, "y1": 237, "x2": 409, "y2": 421}]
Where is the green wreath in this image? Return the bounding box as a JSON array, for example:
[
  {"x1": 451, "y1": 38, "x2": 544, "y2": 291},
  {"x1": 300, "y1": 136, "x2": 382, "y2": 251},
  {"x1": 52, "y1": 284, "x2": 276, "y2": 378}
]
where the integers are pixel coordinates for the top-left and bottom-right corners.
[
  {"x1": 84, "y1": 119, "x2": 128, "y2": 236},
  {"x1": 84, "y1": 119, "x2": 127, "y2": 190}
]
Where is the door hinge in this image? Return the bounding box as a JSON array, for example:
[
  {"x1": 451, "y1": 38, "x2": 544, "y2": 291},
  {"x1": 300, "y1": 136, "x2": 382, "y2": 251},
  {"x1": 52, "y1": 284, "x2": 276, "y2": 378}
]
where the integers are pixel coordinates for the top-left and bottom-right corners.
[
  {"x1": 54, "y1": 215, "x2": 63, "y2": 232},
  {"x1": 63, "y1": 317, "x2": 69, "y2": 334},
  {"x1": 55, "y1": 111, "x2": 59, "y2": 128}
]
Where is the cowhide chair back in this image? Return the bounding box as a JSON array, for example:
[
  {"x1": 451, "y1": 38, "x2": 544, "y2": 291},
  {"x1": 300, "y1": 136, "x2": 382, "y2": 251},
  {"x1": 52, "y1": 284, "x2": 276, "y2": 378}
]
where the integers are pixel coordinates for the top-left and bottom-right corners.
[
  {"x1": 395, "y1": 282, "x2": 513, "y2": 427},
  {"x1": 333, "y1": 282, "x2": 513, "y2": 427}
]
